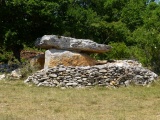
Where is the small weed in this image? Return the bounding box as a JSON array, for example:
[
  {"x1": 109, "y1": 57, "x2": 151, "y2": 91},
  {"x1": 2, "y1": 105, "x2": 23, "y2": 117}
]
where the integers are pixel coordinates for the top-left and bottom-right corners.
[
  {"x1": 54, "y1": 107, "x2": 62, "y2": 113},
  {"x1": 20, "y1": 61, "x2": 40, "y2": 79}
]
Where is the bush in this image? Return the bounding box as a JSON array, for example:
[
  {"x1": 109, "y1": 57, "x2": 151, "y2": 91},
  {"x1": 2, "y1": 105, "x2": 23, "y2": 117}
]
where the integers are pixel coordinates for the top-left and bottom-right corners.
[
  {"x1": 0, "y1": 49, "x2": 13, "y2": 63},
  {"x1": 19, "y1": 61, "x2": 40, "y2": 79},
  {"x1": 93, "y1": 42, "x2": 131, "y2": 60}
]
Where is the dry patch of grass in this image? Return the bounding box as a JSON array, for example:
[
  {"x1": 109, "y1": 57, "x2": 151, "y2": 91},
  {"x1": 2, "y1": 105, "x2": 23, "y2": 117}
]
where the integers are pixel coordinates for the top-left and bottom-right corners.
[{"x1": 0, "y1": 80, "x2": 160, "y2": 120}]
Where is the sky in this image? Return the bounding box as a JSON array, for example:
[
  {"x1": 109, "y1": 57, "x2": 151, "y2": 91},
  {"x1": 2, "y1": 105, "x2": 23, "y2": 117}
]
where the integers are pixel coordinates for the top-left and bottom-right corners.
[
  {"x1": 148, "y1": 0, "x2": 160, "y2": 4},
  {"x1": 153, "y1": 0, "x2": 160, "y2": 3},
  {"x1": 155, "y1": 0, "x2": 160, "y2": 3}
]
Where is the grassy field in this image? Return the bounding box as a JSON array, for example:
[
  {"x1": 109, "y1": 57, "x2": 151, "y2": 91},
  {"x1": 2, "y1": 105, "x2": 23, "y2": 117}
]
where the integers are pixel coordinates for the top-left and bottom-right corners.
[{"x1": 0, "y1": 80, "x2": 160, "y2": 120}]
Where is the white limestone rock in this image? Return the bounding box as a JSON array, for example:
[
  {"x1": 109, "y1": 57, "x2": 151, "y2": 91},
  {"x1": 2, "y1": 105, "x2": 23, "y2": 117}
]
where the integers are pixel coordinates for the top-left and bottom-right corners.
[
  {"x1": 0, "y1": 74, "x2": 5, "y2": 80},
  {"x1": 10, "y1": 69, "x2": 22, "y2": 79},
  {"x1": 35, "y1": 35, "x2": 112, "y2": 53},
  {"x1": 44, "y1": 49, "x2": 97, "y2": 69}
]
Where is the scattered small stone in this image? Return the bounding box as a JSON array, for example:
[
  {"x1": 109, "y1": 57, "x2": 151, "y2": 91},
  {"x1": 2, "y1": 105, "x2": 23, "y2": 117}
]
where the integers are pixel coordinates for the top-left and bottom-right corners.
[
  {"x1": 99, "y1": 69, "x2": 107, "y2": 73},
  {"x1": 58, "y1": 68, "x2": 66, "y2": 72},
  {"x1": 49, "y1": 74, "x2": 57, "y2": 78},
  {"x1": 66, "y1": 82, "x2": 78, "y2": 86},
  {"x1": 77, "y1": 80, "x2": 83, "y2": 83},
  {"x1": 0, "y1": 74, "x2": 5, "y2": 80}
]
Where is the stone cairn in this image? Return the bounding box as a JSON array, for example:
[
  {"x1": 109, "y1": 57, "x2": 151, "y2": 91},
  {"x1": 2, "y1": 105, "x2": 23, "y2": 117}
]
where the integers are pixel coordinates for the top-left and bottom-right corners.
[{"x1": 25, "y1": 35, "x2": 158, "y2": 88}]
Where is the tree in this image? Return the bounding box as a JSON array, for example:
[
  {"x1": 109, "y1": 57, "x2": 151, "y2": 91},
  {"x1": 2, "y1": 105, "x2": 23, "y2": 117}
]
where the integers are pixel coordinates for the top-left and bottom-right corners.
[
  {"x1": 121, "y1": 0, "x2": 145, "y2": 31},
  {"x1": 0, "y1": 0, "x2": 59, "y2": 62},
  {"x1": 131, "y1": 2, "x2": 160, "y2": 72}
]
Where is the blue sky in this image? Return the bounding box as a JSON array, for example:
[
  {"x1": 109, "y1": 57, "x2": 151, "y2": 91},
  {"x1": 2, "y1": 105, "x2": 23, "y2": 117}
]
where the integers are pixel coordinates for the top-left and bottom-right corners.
[
  {"x1": 148, "y1": 0, "x2": 160, "y2": 3},
  {"x1": 153, "y1": 0, "x2": 160, "y2": 3},
  {"x1": 155, "y1": 0, "x2": 160, "y2": 3}
]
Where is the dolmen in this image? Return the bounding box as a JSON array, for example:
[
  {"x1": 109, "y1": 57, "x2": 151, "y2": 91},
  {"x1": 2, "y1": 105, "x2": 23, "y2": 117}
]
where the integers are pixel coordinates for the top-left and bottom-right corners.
[
  {"x1": 34, "y1": 35, "x2": 112, "y2": 69},
  {"x1": 25, "y1": 35, "x2": 158, "y2": 88}
]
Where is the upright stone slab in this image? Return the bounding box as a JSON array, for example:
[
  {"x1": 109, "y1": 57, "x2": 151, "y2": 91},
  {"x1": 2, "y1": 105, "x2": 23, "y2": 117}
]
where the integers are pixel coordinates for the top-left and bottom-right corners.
[
  {"x1": 30, "y1": 54, "x2": 45, "y2": 69},
  {"x1": 35, "y1": 35, "x2": 112, "y2": 53},
  {"x1": 44, "y1": 49, "x2": 97, "y2": 69}
]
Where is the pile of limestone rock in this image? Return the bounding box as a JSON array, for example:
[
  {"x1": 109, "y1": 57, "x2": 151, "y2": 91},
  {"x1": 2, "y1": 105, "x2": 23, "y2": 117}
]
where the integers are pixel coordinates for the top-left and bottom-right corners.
[
  {"x1": 25, "y1": 35, "x2": 158, "y2": 88},
  {"x1": 25, "y1": 60, "x2": 157, "y2": 88}
]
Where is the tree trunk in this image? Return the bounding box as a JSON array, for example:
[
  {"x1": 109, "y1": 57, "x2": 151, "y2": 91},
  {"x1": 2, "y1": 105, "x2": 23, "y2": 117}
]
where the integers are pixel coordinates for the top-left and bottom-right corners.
[{"x1": 11, "y1": 44, "x2": 24, "y2": 63}]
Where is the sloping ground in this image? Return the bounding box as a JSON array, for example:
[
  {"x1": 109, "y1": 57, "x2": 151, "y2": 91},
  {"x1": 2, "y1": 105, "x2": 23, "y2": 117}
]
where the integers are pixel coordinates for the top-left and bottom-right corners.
[{"x1": 0, "y1": 80, "x2": 160, "y2": 120}]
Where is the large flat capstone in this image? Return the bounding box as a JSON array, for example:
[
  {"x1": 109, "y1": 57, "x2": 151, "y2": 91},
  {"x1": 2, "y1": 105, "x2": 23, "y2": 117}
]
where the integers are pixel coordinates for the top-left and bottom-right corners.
[{"x1": 35, "y1": 35, "x2": 112, "y2": 53}]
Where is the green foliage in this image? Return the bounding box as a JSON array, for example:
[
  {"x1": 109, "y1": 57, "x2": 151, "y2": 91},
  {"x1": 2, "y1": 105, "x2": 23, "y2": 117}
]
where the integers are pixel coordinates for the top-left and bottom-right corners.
[
  {"x1": 103, "y1": 0, "x2": 127, "y2": 21},
  {"x1": 121, "y1": 1, "x2": 145, "y2": 31},
  {"x1": 0, "y1": 49, "x2": 13, "y2": 63},
  {"x1": 1, "y1": 0, "x2": 160, "y2": 73},
  {"x1": 132, "y1": 27, "x2": 160, "y2": 71},
  {"x1": 129, "y1": 46, "x2": 149, "y2": 66},
  {"x1": 106, "y1": 42, "x2": 131, "y2": 60},
  {"x1": 20, "y1": 61, "x2": 40, "y2": 78}
]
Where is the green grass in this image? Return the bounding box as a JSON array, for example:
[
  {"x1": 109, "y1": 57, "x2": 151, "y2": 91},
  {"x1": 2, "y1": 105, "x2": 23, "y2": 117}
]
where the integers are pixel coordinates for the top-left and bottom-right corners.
[{"x1": 0, "y1": 80, "x2": 160, "y2": 120}]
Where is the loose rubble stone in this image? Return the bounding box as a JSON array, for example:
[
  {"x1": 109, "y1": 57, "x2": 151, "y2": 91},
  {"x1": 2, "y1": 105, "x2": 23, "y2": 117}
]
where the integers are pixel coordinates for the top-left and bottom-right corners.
[
  {"x1": 35, "y1": 35, "x2": 112, "y2": 53},
  {"x1": 99, "y1": 69, "x2": 107, "y2": 73},
  {"x1": 0, "y1": 74, "x2": 5, "y2": 80},
  {"x1": 49, "y1": 74, "x2": 57, "y2": 78},
  {"x1": 10, "y1": 69, "x2": 22, "y2": 79},
  {"x1": 66, "y1": 82, "x2": 78, "y2": 87},
  {"x1": 25, "y1": 60, "x2": 158, "y2": 88},
  {"x1": 0, "y1": 63, "x2": 23, "y2": 80}
]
